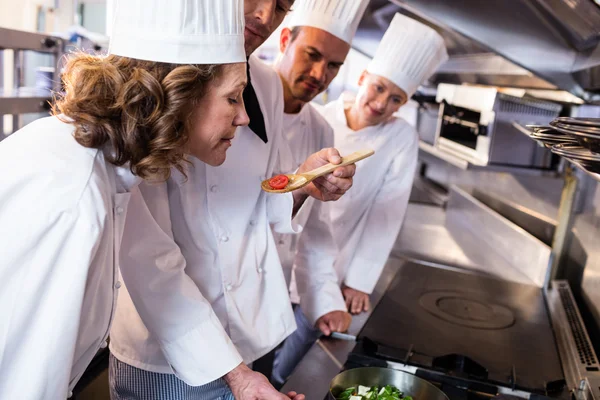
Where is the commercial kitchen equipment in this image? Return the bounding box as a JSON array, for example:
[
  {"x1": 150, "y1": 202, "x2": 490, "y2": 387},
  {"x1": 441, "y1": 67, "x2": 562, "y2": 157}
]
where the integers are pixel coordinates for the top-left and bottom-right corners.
[
  {"x1": 0, "y1": 27, "x2": 65, "y2": 137},
  {"x1": 433, "y1": 84, "x2": 562, "y2": 168},
  {"x1": 283, "y1": 258, "x2": 600, "y2": 400}
]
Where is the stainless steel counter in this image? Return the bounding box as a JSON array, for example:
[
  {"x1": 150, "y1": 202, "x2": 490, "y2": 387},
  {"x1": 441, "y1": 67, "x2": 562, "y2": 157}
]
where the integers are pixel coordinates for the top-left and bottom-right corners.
[{"x1": 395, "y1": 188, "x2": 551, "y2": 288}]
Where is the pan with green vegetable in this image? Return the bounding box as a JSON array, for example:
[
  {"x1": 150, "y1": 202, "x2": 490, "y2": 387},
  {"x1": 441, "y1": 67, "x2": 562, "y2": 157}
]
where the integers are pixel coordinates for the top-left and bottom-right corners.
[{"x1": 329, "y1": 367, "x2": 449, "y2": 400}]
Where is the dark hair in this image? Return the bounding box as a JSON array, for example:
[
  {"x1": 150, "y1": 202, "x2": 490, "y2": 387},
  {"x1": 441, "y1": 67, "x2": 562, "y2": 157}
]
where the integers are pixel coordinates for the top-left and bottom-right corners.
[
  {"x1": 52, "y1": 53, "x2": 222, "y2": 181},
  {"x1": 290, "y1": 26, "x2": 303, "y2": 43}
]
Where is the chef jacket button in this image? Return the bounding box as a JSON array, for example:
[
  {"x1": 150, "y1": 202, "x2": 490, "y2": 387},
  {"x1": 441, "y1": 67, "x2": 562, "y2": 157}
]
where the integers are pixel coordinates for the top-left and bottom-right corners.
[
  {"x1": 100, "y1": 340, "x2": 108, "y2": 349},
  {"x1": 220, "y1": 235, "x2": 229, "y2": 243},
  {"x1": 257, "y1": 267, "x2": 263, "y2": 273},
  {"x1": 226, "y1": 284, "x2": 233, "y2": 292},
  {"x1": 115, "y1": 206, "x2": 124, "y2": 215},
  {"x1": 210, "y1": 185, "x2": 218, "y2": 193},
  {"x1": 249, "y1": 220, "x2": 256, "y2": 227},
  {"x1": 115, "y1": 281, "x2": 122, "y2": 289},
  {"x1": 68, "y1": 391, "x2": 73, "y2": 398}
]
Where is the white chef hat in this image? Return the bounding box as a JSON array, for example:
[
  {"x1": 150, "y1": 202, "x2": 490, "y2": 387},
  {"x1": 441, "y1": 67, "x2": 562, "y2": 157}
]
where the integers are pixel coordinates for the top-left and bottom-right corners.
[
  {"x1": 286, "y1": 0, "x2": 369, "y2": 44},
  {"x1": 367, "y1": 13, "x2": 448, "y2": 98},
  {"x1": 108, "y1": 0, "x2": 245, "y2": 65}
]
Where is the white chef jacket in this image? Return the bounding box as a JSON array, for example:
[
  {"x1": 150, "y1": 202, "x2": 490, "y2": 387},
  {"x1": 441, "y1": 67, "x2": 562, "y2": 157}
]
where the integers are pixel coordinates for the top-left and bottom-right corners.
[
  {"x1": 273, "y1": 105, "x2": 346, "y2": 325},
  {"x1": 315, "y1": 94, "x2": 419, "y2": 294},
  {"x1": 0, "y1": 116, "x2": 140, "y2": 399},
  {"x1": 109, "y1": 55, "x2": 307, "y2": 386}
]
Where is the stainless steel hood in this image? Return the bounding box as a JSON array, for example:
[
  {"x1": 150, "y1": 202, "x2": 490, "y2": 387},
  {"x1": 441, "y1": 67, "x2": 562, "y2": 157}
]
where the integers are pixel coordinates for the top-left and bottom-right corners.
[{"x1": 354, "y1": 0, "x2": 600, "y2": 102}]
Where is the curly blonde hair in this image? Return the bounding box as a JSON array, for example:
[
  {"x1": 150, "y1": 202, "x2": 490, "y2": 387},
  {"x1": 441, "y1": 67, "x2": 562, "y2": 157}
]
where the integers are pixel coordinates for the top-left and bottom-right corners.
[{"x1": 52, "y1": 53, "x2": 221, "y2": 180}]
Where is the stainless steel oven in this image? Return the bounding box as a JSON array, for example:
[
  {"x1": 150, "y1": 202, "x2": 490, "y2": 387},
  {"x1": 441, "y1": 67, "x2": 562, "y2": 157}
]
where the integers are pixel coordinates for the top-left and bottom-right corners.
[{"x1": 435, "y1": 84, "x2": 562, "y2": 168}]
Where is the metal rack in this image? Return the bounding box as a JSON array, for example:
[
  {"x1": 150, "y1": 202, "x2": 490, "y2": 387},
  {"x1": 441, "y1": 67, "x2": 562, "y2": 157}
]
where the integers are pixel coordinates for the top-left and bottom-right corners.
[
  {"x1": 418, "y1": 140, "x2": 561, "y2": 177},
  {"x1": 0, "y1": 27, "x2": 65, "y2": 137}
]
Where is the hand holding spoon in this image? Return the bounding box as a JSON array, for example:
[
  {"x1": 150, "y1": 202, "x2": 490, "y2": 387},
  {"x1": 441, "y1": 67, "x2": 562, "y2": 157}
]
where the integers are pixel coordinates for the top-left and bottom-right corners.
[{"x1": 261, "y1": 149, "x2": 375, "y2": 194}]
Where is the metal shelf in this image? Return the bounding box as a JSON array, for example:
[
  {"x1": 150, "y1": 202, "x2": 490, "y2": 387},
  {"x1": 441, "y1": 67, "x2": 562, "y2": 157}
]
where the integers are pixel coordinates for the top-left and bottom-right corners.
[
  {"x1": 0, "y1": 96, "x2": 51, "y2": 114},
  {"x1": 419, "y1": 141, "x2": 470, "y2": 170},
  {"x1": 0, "y1": 27, "x2": 64, "y2": 53},
  {"x1": 516, "y1": 122, "x2": 600, "y2": 183},
  {"x1": 418, "y1": 140, "x2": 560, "y2": 177},
  {"x1": 0, "y1": 88, "x2": 52, "y2": 114}
]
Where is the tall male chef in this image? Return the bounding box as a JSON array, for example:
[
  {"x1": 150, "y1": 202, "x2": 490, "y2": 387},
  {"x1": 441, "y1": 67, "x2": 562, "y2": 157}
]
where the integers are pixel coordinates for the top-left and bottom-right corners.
[
  {"x1": 108, "y1": 1, "x2": 358, "y2": 399},
  {"x1": 269, "y1": 0, "x2": 370, "y2": 386}
]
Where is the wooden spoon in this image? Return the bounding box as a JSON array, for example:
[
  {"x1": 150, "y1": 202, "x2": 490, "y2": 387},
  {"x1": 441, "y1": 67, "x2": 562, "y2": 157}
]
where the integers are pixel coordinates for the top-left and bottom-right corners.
[{"x1": 261, "y1": 149, "x2": 375, "y2": 194}]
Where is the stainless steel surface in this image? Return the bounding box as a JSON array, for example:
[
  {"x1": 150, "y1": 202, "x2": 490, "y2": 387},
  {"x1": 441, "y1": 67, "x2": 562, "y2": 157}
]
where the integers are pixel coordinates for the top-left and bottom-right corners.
[
  {"x1": 571, "y1": 181, "x2": 600, "y2": 350},
  {"x1": 568, "y1": 160, "x2": 600, "y2": 183},
  {"x1": 354, "y1": 2, "x2": 558, "y2": 91},
  {"x1": 469, "y1": 188, "x2": 556, "y2": 246},
  {"x1": 548, "y1": 166, "x2": 579, "y2": 286},
  {"x1": 410, "y1": 175, "x2": 448, "y2": 207},
  {"x1": 328, "y1": 367, "x2": 449, "y2": 400},
  {"x1": 383, "y1": 0, "x2": 600, "y2": 101},
  {"x1": 419, "y1": 141, "x2": 470, "y2": 170},
  {"x1": 546, "y1": 280, "x2": 600, "y2": 400},
  {"x1": 416, "y1": 103, "x2": 441, "y2": 146},
  {"x1": 422, "y1": 162, "x2": 564, "y2": 220},
  {"x1": 0, "y1": 27, "x2": 64, "y2": 53},
  {"x1": 0, "y1": 92, "x2": 51, "y2": 115},
  {"x1": 531, "y1": 0, "x2": 600, "y2": 52},
  {"x1": 361, "y1": 262, "x2": 564, "y2": 393},
  {"x1": 419, "y1": 140, "x2": 561, "y2": 177},
  {"x1": 393, "y1": 203, "x2": 508, "y2": 271},
  {"x1": 317, "y1": 340, "x2": 345, "y2": 370},
  {"x1": 445, "y1": 186, "x2": 551, "y2": 287},
  {"x1": 435, "y1": 53, "x2": 557, "y2": 90}
]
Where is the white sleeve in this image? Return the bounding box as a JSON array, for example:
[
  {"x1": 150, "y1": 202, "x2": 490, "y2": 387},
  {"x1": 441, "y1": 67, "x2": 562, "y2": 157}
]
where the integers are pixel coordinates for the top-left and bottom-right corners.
[
  {"x1": 118, "y1": 183, "x2": 243, "y2": 386},
  {"x1": 266, "y1": 77, "x2": 303, "y2": 235},
  {"x1": 0, "y1": 181, "x2": 106, "y2": 400},
  {"x1": 267, "y1": 192, "x2": 301, "y2": 234},
  {"x1": 293, "y1": 199, "x2": 346, "y2": 326},
  {"x1": 293, "y1": 117, "x2": 344, "y2": 325},
  {"x1": 343, "y1": 138, "x2": 419, "y2": 294}
]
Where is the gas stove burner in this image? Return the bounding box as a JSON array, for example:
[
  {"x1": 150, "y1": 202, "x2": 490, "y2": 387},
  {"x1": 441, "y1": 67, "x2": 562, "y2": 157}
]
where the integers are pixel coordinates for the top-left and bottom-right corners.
[{"x1": 419, "y1": 291, "x2": 515, "y2": 329}]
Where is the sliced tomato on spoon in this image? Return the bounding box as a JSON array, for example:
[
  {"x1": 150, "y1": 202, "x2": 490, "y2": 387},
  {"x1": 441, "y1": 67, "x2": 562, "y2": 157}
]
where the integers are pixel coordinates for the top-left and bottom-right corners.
[{"x1": 268, "y1": 174, "x2": 289, "y2": 190}]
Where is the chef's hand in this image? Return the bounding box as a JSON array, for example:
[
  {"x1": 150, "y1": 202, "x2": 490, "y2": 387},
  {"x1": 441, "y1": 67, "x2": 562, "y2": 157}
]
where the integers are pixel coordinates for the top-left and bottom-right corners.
[
  {"x1": 293, "y1": 148, "x2": 355, "y2": 208},
  {"x1": 342, "y1": 285, "x2": 371, "y2": 315},
  {"x1": 285, "y1": 392, "x2": 305, "y2": 400},
  {"x1": 315, "y1": 310, "x2": 352, "y2": 336},
  {"x1": 224, "y1": 363, "x2": 305, "y2": 400}
]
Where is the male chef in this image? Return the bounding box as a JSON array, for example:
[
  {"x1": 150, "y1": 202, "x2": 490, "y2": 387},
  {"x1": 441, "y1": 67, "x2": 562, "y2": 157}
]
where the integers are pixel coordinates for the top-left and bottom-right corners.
[
  {"x1": 108, "y1": 1, "x2": 358, "y2": 399},
  {"x1": 270, "y1": 0, "x2": 370, "y2": 386}
]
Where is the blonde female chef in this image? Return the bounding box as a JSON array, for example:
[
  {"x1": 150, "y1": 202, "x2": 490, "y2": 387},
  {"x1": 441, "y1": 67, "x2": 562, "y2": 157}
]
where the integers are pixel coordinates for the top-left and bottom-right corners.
[
  {"x1": 318, "y1": 13, "x2": 448, "y2": 313},
  {"x1": 0, "y1": 0, "x2": 249, "y2": 398}
]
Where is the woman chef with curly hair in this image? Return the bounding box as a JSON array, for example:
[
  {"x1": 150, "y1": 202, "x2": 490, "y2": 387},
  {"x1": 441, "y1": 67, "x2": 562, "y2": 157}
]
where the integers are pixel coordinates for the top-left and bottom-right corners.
[{"x1": 0, "y1": 0, "x2": 250, "y2": 398}]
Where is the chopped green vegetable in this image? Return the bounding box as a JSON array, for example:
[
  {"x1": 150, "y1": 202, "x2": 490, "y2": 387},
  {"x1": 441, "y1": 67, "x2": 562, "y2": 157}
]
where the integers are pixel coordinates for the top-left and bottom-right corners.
[
  {"x1": 336, "y1": 384, "x2": 409, "y2": 400},
  {"x1": 338, "y1": 387, "x2": 357, "y2": 400}
]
